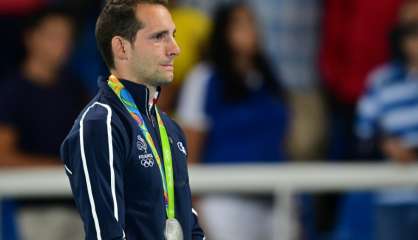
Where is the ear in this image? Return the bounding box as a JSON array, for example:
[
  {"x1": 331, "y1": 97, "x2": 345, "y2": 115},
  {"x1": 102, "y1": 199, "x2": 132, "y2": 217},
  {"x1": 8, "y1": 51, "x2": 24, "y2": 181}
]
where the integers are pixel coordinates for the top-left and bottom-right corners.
[{"x1": 111, "y1": 36, "x2": 130, "y2": 62}]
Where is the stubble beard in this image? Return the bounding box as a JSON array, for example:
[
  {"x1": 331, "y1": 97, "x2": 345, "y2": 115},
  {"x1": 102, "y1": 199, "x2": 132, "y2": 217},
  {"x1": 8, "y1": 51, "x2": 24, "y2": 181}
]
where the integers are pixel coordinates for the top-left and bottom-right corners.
[
  {"x1": 143, "y1": 69, "x2": 173, "y2": 87},
  {"x1": 133, "y1": 59, "x2": 174, "y2": 87}
]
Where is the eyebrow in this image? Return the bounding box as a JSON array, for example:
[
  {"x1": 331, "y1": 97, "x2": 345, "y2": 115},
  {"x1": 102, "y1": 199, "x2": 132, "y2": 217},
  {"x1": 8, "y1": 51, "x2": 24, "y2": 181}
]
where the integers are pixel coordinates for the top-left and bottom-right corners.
[{"x1": 150, "y1": 28, "x2": 176, "y2": 37}]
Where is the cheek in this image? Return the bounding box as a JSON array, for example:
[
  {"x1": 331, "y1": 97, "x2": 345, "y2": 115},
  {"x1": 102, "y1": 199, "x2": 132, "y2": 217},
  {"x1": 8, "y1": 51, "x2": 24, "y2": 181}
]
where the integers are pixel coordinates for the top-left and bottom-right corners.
[
  {"x1": 131, "y1": 41, "x2": 167, "y2": 74},
  {"x1": 31, "y1": 32, "x2": 47, "y2": 49},
  {"x1": 132, "y1": 50, "x2": 158, "y2": 75},
  {"x1": 229, "y1": 29, "x2": 257, "y2": 52},
  {"x1": 135, "y1": 44, "x2": 160, "y2": 62},
  {"x1": 40, "y1": 33, "x2": 72, "y2": 60},
  {"x1": 229, "y1": 30, "x2": 243, "y2": 49},
  {"x1": 141, "y1": 53, "x2": 159, "y2": 70},
  {"x1": 51, "y1": 37, "x2": 71, "y2": 57}
]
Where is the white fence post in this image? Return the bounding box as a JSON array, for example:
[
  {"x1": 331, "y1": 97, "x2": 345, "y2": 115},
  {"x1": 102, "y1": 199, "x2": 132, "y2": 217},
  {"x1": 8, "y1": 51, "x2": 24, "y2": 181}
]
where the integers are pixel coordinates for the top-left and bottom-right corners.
[{"x1": 273, "y1": 189, "x2": 298, "y2": 240}]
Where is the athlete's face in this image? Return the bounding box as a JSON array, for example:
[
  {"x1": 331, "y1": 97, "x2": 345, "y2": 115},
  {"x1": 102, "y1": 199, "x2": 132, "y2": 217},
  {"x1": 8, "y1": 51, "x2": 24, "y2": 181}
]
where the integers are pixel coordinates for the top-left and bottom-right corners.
[{"x1": 127, "y1": 4, "x2": 180, "y2": 87}]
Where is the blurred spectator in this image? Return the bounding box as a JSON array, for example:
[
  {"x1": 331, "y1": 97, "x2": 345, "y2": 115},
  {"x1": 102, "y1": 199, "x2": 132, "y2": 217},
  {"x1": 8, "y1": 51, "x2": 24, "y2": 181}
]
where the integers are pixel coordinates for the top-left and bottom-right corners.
[
  {"x1": 320, "y1": 0, "x2": 403, "y2": 160},
  {"x1": 176, "y1": 2, "x2": 289, "y2": 240},
  {"x1": 255, "y1": 0, "x2": 321, "y2": 91},
  {"x1": 249, "y1": 0, "x2": 327, "y2": 161},
  {"x1": 320, "y1": 0, "x2": 403, "y2": 106},
  {"x1": 316, "y1": 1, "x2": 403, "y2": 238},
  {"x1": 0, "y1": 0, "x2": 46, "y2": 78},
  {"x1": 0, "y1": 7, "x2": 87, "y2": 165},
  {"x1": 355, "y1": 1, "x2": 418, "y2": 239},
  {"x1": 0, "y1": 6, "x2": 86, "y2": 240}
]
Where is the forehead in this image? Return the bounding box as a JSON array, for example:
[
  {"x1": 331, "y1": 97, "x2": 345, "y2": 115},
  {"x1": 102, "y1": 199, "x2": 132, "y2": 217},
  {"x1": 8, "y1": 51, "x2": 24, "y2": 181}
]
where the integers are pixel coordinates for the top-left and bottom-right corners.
[
  {"x1": 36, "y1": 15, "x2": 73, "y2": 30},
  {"x1": 135, "y1": 4, "x2": 175, "y2": 32}
]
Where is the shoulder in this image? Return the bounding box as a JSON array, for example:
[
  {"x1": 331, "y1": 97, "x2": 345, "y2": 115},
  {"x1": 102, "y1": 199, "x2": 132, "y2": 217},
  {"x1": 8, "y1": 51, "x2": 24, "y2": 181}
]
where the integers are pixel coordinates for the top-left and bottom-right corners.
[
  {"x1": 0, "y1": 74, "x2": 25, "y2": 112},
  {"x1": 180, "y1": 62, "x2": 214, "y2": 103},
  {"x1": 78, "y1": 100, "x2": 129, "y2": 139},
  {"x1": 80, "y1": 101, "x2": 113, "y2": 122},
  {"x1": 0, "y1": 73, "x2": 25, "y2": 92},
  {"x1": 69, "y1": 99, "x2": 127, "y2": 140},
  {"x1": 176, "y1": 62, "x2": 215, "y2": 130},
  {"x1": 59, "y1": 71, "x2": 89, "y2": 93},
  {"x1": 181, "y1": 63, "x2": 213, "y2": 100},
  {"x1": 62, "y1": 99, "x2": 129, "y2": 151},
  {"x1": 366, "y1": 62, "x2": 405, "y2": 89},
  {"x1": 63, "y1": 101, "x2": 114, "y2": 140},
  {"x1": 184, "y1": 62, "x2": 213, "y2": 84}
]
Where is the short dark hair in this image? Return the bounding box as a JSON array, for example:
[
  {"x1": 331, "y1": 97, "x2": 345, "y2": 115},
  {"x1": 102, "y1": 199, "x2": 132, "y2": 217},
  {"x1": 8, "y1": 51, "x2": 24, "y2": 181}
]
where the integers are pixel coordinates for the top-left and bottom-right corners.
[
  {"x1": 25, "y1": 6, "x2": 74, "y2": 33},
  {"x1": 96, "y1": 0, "x2": 168, "y2": 69},
  {"x1": 208, "y1": 2, "x2": 286, "y2": 102}
]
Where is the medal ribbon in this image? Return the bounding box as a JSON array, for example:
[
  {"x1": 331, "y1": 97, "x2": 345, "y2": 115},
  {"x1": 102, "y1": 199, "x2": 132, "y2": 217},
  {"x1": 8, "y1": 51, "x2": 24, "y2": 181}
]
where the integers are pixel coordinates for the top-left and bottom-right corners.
[{"x1": 108, "y1": 75, "x2": 175, "y2": 219}]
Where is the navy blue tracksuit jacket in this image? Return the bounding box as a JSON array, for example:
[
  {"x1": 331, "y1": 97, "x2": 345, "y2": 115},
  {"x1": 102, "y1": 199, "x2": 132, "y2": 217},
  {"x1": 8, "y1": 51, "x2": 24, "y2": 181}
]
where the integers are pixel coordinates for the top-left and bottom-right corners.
[{"x1": 60, "y1": 78, "x2": 205, "y2": 240}]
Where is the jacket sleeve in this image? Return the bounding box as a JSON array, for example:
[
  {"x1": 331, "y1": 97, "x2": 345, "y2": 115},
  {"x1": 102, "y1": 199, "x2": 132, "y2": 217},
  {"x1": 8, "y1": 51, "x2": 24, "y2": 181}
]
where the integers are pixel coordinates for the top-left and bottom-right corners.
[
  {"x1": 191, "y1": 208, "x2": 205, "y2": 240},
  {"x1": 61, "y1": 103, "x2": 127, "y2": 240}
]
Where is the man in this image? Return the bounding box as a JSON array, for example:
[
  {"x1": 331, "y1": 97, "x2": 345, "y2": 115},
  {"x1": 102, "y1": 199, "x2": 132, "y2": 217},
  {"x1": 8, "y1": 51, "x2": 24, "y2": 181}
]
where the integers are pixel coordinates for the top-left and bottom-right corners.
[
  {"x1": 0, "y1": 7, "x2": 86, "y2": 240},
  {"x1": 60, "y1": 0, "x2": 205, "y2": 239},
  {"x1": 356, "y1": 1, "x2": 418, "y2": 239},
  {"x1": 0, "y1": 7, "x2": 86, "y2": 166}
]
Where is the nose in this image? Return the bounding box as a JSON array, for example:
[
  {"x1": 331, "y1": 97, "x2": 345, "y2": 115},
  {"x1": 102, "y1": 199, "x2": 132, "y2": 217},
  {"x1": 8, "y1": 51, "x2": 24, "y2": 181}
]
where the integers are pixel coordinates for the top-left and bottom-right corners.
[{"x1": 167, "y1": 37, "x2": 180, "y2": 57}]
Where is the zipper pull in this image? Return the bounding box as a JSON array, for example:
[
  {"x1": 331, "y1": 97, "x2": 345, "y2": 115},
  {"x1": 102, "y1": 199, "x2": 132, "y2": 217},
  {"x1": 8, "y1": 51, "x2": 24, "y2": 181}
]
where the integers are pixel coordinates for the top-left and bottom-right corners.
[{"x1": 151, "y1": 114, "x2": 157, "y2": 128}]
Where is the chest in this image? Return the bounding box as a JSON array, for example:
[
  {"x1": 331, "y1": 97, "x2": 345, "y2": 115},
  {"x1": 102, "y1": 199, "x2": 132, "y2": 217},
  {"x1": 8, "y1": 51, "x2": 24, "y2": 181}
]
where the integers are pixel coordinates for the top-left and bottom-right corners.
[
  {"x1": 123, "y1": 121, "x2": 189, "y2": 208},
  {"x1": 377, "y1": 82, "x2": 418, "y2": 131}
]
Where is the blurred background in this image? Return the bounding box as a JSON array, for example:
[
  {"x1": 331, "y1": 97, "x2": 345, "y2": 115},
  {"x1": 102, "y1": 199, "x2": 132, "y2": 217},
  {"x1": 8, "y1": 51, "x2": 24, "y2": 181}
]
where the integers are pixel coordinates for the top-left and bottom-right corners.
[{"x1": 1, "y1": 0, "x2": 418, "y2": 239}]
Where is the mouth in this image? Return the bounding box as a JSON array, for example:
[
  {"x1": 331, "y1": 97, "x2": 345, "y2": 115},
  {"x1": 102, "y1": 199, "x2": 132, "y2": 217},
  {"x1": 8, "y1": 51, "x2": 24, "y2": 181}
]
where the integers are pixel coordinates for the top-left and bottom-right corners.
[{"x1": 160, "y1": 63, "x2": 174, "y2": 71}]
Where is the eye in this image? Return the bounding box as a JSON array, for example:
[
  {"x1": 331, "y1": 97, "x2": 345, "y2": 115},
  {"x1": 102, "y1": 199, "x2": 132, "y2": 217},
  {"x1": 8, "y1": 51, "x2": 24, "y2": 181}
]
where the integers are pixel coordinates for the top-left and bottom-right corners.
[
  {"x1": 154, "y1": 33, "x2": 164, "y2": 40},
  {"x1": 152, "y1": 32, "x2": 167, "y2": 40}
]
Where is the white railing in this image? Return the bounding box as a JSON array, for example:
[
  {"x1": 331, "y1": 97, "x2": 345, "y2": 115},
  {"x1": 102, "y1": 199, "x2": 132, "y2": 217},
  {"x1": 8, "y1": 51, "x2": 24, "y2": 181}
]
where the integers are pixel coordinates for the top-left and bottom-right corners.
[{"x1": 1, "y1": 163, "x2": 418, "y2": 240}]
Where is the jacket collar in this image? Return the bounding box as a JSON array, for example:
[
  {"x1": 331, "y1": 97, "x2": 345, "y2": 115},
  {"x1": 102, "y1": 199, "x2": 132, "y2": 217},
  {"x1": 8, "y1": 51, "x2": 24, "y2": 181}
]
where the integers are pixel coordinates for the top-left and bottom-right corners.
[{"x1": 98, "y1": 76, "x2": 161, "y2": 118}]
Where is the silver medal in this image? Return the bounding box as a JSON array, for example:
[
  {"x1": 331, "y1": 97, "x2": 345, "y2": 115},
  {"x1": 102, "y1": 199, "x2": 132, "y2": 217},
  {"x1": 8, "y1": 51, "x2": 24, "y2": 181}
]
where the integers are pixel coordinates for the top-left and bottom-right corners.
[{"x1": 164, "y1": 218, "x2": 183, "y2": 240}]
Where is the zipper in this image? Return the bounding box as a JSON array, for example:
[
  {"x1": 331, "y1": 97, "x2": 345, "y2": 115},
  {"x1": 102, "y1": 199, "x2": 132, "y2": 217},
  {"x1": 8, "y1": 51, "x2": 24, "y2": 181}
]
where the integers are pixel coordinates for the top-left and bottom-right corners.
[
  {"x1": 151, "y1": 113, "x2": 157, "y2": 128},
  {"x1": 145, "y1": 88, "x2": 152, "y2": 121}
]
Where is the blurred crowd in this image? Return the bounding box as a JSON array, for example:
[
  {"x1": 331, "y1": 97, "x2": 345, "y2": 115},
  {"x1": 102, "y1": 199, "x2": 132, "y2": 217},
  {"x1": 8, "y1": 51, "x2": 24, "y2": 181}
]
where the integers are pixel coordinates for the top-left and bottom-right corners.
[{"x1": 1, "y1": 0, "x2": 418, "y2": 239}]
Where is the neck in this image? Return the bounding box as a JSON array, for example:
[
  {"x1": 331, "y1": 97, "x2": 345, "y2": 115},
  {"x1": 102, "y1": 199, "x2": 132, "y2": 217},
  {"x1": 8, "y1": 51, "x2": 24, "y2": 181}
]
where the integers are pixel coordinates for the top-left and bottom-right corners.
[
  {"x1": 234, "y1": 56, "x2": 253, "y2": 74},
  {"x1": 110, "y1": 70, "x2": 157, "y2": 107},
  {"x1": 23, "y1": 57, "x2": 58, "y2": 85},
  {"x1": 147, "y1": 85, "x2": 157, "y2": 107}
]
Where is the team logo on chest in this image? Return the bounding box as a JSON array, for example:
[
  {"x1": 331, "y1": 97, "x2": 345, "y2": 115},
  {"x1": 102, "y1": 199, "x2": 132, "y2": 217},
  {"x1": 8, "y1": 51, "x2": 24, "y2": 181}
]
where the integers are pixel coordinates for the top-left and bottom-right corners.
[
  {"x1": 137, "y1": 135, "x2": 154, "y2": 168},
  {"x1": 177, "y1": 141, "x2": 187, "y2": 156},
  {"x1": 139, "y1": 153, "x2": 154, "y2": 168},
  {"x1": 137, "y1": 135, "x2": 147, "y2": 152}
]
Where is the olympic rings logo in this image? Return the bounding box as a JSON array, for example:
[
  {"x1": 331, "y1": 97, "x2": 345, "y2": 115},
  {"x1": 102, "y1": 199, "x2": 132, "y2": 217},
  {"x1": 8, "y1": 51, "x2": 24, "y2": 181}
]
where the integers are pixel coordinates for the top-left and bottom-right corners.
[{"x1": 139, "y1": 154, "x2": 154, "y2": 168}]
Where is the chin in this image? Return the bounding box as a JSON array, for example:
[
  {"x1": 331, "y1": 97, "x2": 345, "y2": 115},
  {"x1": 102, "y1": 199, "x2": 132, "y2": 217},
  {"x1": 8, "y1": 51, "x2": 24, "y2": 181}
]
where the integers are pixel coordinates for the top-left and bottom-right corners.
[
  {"x1": 148, "y1": 71, "x2": 174, "y2": 86},
  {"x1": 160, "y1": 78, "x2": 173, "y2": 86},
  {"x1": 161, "y1": 73, "x2": 174, "y2": 84},
  {"x1": 154, "y1": 77, "x2": 173, "y2": 86}
]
